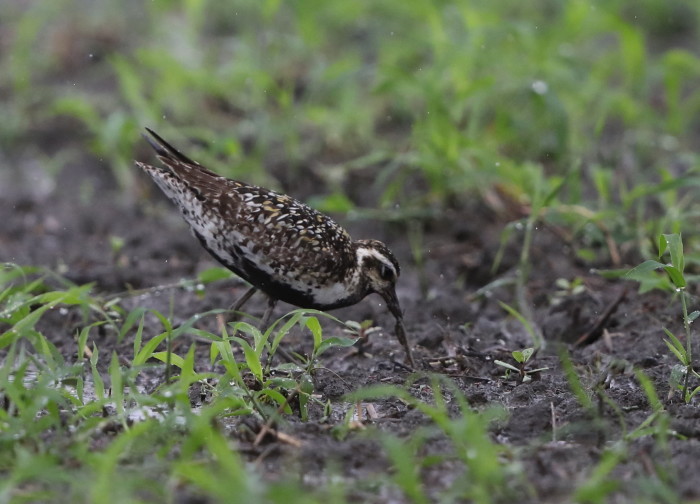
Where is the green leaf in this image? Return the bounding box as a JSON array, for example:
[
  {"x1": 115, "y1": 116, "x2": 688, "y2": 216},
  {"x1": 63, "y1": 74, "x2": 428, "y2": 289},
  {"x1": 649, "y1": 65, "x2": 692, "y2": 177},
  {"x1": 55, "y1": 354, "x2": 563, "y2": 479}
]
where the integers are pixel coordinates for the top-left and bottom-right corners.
[
  {"x1": 663, "y1": 340, "x2": 687, "y2": 365},
  {"x1": 494, "y1": 360, "x2": 520, "y2": 372},
  {"x1": 258, "y1": 389, "x2": 292, "y2": 414},
  {"x1": 662, "y1": 265, "x2": 685, "y2": 289},
  {"x1": 232, "y1": 336, "x2": 262, "y2": 381},
  {"x1": 624, "y1": 260, "x2": 667, "y2": 280},
  {"x1": 133, "y1": 331, "x2": 169, "y2": 366},
  {"x1": 119, "y1": 307, "x2": 148, "y2": 344},
  {"x1": 229, "y1": 321, "x2": 267, "y2": 357},
  {"x1": 267, "y1": 311, "x2": 306, "y2": 354},
  {"x1": 266, "y1": 377, "x2": 298, "y2": 389},
  {"x1": 658, "y1": 234, "x2": 667, "y2": 258},
  {"x1": 316, "y1": 336, "x2": 358, "y2": 357},
  {"x1": 78, "y1": 322, "x2": 105, "y2": 360},
  {"x1": 133, "y1": 314, "x2": 145, "y2": 360},
  {"x1": 214, "y1": 340, "x2": 243, "y2": 384},
  {"x1": 90, "y1": 344, "x2": 104, "y2": 400},
  {"x1": 686, "y1": 386, "x2": 700, "y2": 402},
  {"x1": 298, "y1": 374, "x2": 314, "y2": 422},
  {"x1": 151, "y1": 351, "x2": 185, "y2": 369},
  {"x1": 109, "y1": 352, "x2": 124, "y2": 417},
  {"x1": 663, "y1": 327, "x2": 686, "y2": 355},
  {"x1": 662, "y1": 233, "x2": 684, "y2": 273},
  {"x1": 669, "y1": 364, "x2": 686, "y2": 391},
  {"x1": 306, "y1": 316, "x2": 323, "y2": 352},
  {"x1": 663, "y1": 328, "x2": 688, "y2": 365},
  {"x1": 197, "y1": 267, "x2": 234, "y2": 284}
]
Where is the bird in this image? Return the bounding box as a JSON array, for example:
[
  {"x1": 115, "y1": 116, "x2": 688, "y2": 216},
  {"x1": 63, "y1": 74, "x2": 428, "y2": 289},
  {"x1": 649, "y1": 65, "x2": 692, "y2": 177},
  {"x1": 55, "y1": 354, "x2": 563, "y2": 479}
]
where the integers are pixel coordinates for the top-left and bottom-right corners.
[{"x1": 136, "y1": 128, "x2": 414, "y2": 366}]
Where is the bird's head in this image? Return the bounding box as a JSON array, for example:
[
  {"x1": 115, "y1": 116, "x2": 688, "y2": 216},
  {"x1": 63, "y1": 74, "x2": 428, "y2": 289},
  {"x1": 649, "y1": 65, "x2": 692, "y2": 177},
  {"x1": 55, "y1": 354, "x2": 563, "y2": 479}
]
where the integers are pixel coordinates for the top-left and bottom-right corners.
[
  {"x1": 355, "y1": 239, "x2": 402, "y2": 320},
  {"x1": 353, "y1": 240, "x2": 414, "y2": 366}
]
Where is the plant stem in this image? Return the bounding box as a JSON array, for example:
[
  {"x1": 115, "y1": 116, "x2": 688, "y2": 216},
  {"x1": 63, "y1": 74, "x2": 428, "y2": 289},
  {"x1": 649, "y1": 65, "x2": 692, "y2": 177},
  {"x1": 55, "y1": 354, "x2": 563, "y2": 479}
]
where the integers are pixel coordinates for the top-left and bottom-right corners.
[
  {"x1": 517, "y1": 216, "x2": 544, "y2": 349},
  {"x1": 681, "y1": 290, "x2": 692, "y2": 399}
]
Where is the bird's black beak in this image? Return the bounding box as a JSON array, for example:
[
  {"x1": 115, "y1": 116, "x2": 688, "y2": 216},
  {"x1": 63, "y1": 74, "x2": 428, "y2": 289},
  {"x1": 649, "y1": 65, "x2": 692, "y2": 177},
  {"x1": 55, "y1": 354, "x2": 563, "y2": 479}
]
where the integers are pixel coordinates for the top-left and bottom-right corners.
[{"x1": 381, "y1": 287, "x2": 415, "y2": 368}]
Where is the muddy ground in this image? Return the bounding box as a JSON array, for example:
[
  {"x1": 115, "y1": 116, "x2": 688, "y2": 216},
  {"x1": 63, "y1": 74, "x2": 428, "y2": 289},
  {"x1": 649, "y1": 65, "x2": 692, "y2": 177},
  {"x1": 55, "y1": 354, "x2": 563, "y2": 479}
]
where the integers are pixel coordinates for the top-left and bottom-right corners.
[{"x1": 2, "y1": 145, "x2": 699, "y2": 503}]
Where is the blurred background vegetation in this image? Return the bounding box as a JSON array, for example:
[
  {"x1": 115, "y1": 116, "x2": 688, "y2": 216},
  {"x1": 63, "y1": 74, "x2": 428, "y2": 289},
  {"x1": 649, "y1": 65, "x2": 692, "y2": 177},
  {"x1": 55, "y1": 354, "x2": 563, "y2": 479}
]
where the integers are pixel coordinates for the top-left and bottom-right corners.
[{"x1": 2, "y1": 0, "x2": 700, "y2": 261}]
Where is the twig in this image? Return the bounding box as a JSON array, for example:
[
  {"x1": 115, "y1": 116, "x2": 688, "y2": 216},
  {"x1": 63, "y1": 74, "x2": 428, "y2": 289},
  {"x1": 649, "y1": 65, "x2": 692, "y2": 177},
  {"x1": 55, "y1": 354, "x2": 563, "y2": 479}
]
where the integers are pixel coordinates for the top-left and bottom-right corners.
[{"x1": 574, "y1": 288, "x2": 627, "y2": 346}]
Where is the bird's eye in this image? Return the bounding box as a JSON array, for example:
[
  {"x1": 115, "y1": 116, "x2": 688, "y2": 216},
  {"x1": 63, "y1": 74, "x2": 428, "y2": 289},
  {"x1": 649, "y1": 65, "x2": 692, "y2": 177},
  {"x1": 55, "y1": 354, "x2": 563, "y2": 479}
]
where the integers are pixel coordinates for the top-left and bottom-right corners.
[{"x1": 379, "y1": 264, "x2": 394, "y2": 281}]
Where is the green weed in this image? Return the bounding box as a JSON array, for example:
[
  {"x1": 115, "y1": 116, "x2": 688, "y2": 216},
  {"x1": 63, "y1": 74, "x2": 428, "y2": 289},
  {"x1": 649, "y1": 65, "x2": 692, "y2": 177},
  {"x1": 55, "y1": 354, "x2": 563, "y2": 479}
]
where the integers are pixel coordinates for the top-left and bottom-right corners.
[
  {"x1": 349, "y1": 375, "x2": 511, "y2": 504},
  {"x1": 626, "y1": 233, "x2": 700, "y2": 402},
  {"x1": 494, "y1": 347, "x2": 550, "y2": 383}
]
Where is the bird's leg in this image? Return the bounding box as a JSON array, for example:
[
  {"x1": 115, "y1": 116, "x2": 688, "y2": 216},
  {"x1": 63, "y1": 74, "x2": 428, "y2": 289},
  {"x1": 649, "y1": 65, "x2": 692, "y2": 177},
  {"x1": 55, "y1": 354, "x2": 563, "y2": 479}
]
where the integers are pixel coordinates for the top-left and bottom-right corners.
[
  {"x1": 259, "y1": 296, "x2": 278, "y2": 331},
  {"x1": 224, "y1": 286, "x2": 258, "y2": 323}
]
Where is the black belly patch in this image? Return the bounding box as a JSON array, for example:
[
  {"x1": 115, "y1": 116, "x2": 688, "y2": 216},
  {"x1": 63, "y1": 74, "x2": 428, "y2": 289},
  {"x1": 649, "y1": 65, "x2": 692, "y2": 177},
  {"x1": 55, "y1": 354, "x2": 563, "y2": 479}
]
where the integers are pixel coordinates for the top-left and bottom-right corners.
[{"x1": 192, "y1": 229, "x2": 345, "y2": 310}]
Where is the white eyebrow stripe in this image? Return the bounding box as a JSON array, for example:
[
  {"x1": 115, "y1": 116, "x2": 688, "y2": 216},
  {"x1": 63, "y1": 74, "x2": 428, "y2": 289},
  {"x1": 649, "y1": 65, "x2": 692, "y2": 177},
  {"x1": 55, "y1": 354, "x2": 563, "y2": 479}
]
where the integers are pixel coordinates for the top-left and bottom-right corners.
[{"x1": 356, "y1": 247, "x2": 396, "y2": 275}]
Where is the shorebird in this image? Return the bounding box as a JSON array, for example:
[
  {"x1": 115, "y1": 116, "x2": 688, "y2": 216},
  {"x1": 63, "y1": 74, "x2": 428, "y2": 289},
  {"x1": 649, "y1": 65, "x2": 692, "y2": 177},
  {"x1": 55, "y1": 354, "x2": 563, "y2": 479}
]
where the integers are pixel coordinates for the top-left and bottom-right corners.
[{"x1": 136, "y1": 128, "x2": 414, "y2": 366}]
